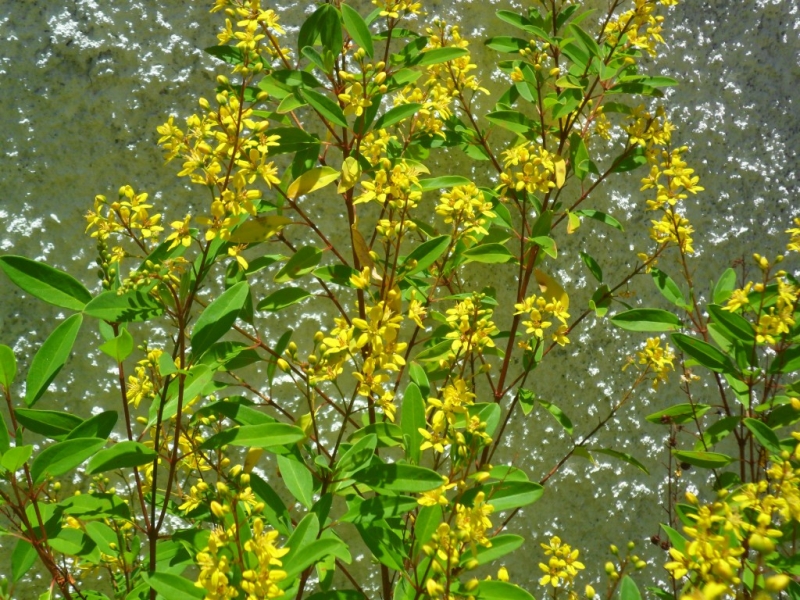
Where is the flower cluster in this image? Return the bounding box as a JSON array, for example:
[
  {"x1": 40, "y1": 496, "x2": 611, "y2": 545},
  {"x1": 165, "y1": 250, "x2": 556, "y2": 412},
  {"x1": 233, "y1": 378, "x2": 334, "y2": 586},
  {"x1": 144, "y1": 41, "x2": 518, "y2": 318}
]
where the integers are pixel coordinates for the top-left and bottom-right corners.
[
  {"x1": 500, "y1": 143, "x2": 558, "y2": 196},
  {"x1": 538, "y1": 536, "x2": 585, "y2": 589},
  {"x1": 436, "y1": 183, "x2": 496, "y2": 242},
  {"x1": 514, "y1": 293, "x2": 571, "y2": 349}
]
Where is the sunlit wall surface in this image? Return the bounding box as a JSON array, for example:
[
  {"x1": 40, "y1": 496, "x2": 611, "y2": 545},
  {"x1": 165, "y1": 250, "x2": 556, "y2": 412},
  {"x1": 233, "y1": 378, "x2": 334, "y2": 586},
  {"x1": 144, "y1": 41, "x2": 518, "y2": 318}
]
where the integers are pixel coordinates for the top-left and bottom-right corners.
[{"x1": 0, "y1": 0, "x2": 798, "y2": 592}]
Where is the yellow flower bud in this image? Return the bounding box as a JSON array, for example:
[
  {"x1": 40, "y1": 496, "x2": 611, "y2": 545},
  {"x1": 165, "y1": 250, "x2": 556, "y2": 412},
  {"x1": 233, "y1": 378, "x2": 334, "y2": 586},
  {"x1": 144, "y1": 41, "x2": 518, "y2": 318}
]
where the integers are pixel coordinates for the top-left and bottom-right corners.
[
  {"x1": 497, "y1": 567, "x2": 509, "y2": 582},
  {"x1": 465, "y1": 578, "x2": 479, "y2": 591},
  {"x1": 765, "y1": 575, "x2": 790, "y2": 592},
  {"x1": 374, "y1": 71, "x2": 386, "y2": 84},
  {"x1": 586, "y1": 585, "x2": 596, "y2": 599},
  {"x1": 210, "y1": 501, "x2": 226, "y2": 518},
  {"x1": 609, "y1": 544, "x2": 618, "y2": 555},
  {"x1": 748, "y1": 533, "x2": 775, "y2": 554},
  {"x1": 605, "y1": 562, "x2": 616, "y2": 574}
]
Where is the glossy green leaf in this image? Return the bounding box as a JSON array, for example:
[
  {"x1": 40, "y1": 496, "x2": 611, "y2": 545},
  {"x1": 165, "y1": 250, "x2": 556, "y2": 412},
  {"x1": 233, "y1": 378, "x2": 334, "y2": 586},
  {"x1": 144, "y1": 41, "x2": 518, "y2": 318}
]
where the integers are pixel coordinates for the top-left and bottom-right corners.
[
  {"x1": 257, "y1": 287, "x2": 313, "y2": 312},
  {"x1": 0, "y1": 445, "x2": 33, "y2": 472},
  {"x1": 30, "y1": 437, "x2": 106, "y2": 483},
  {"x1": 592, "y1": 448, "x2": 649, "y2": 474},
  {"x1": 476, "y1": 580, "x2": 535, "y2": 600},
  {"x1": 142, "y1": 572, "x2": 205, "y2": 600},
  {"x1": 249, "y1": 473, "x2": 292, "y2": 535},
  {"x1": 743, "y1": 418, "x2": 782, "y2": 455},
  {"x1": 696, "y1": 416, "x2": 740, "y2": 451},
  {"x1": 336, "y1": 434, "x2": 377, "y2": 478},
  {"x1": 207, "y1": 423, "x2": 306, "y2": 451},
  {"x1": 462, "y1": 480, "x2": 544, "y2": 511},
  {"x1": 98, "y1": 328, "x2": 134, "y2": 362},
  {"x1": 277, "y1": 453, "x2": 315, "y2": 508},
  {"x1": 414, "y1": 47, "x2": 469, "y2": 65},
  {"x1": 769, "y1": 345, "x2": 800, "y2": 374},
  {"x1": 713, "y1": 268, "x2": 737, "y2": 304},
  {"x1": 66, "y1": 411, "x2": 118, "y2": 441},
  {"x1": 302, "y1": 88, "x2": 348, "y2": 128},
  {"x1": 0, "y1": 255, "x2": 92, "y2": 311},
  {"x1": 417, "y1": 176, "x2": 472, "y2": 191},
  {"x1": 401, "y1": 383, "x2": 426, "y2": 465},
  {"x1": 26, "y1": 313, "x2": 83, "y2": 406},
  {"x1": 341, "y1": 4, "x2": 374, "y2": 58},
  {"x1": 610, "y1": 309, "x2": 681, "y2": 332},
  {"x1": 48, "y1": 528, "x2": 99, "y2": 560},
  {"x1": 287, "y1": 166, "x2": 340, "y2": 199},
  {"x1": 284, "y1": 538, "x2": 346, "y2": 579},
  {"x1": 191, "y1": 281, "x2": 249, "y2": 358},
  {"x1": 651, "y1": 268, "x2": 687, "y2": 308},
  {"x1": 15, "y1": 409, "x2": 83, "y2": 439},
  {"x1": 620, "y1": 576, "x2": 642, "y2": 600},
  {"x1": 0, "y1": 412, "x2": 10, "y2": 453},
  {"x1": 341, "y1": 495, "x2": 418, "y2": 524},
  {"x1": 274, "y1": 246, "x2": 323, "y2": 283},
  {"x1": 372, "y1": 103, "x2": 422, "y2": 130},
  {"x1": 462, "y1": 243, "x2": 515, "y2": 264},
  {"x1": 573, "y1": 209, "x2": 624, "y2": 231},
  {"x1": 671, "y1": 333, "x2": 734, "y2": 373},
  {"x1": 486, "y1": 110, "x2": 537, "y2": 134},
  {"x1": 83, "y1": 289, "x2": 164, "y2": 323},
  {"x1": 86, "y1": 441, "x2": 157, "y2": 474},
  {"x1": 205, "y1": 45, "x2": 244, "y2": 66},
  {"x1": 355, "y1": 521, "x2": 406, "y2": 570},
  {"x1": 537, "y1": 399, "x2": 573, "y2": 435},
  {"x1": 485, "y1": 36, "x2": 528, "y2": 53},
  {"x1": 353, "y1": 462, "x2": 444, "y2": 493},
  {"x1": 349, "y1": 422, "x2": 405, "y2": 448},
  {"x1": 672, "y1": 450, "x2": 734, "y2": 469},
  {"x1": 646, "y1": 403, "x2": 712, "y2": 425},
  {"x1": 707, "y1": 304, "x2": 755, "y2": 343},
  {"x1": 58, "y1": 492, "x2": 130, "y2": 520},
  {"x1": 11, "y1": 539, "x2": 37, "y2": 583},
  {"x1": 404, "y1": 235, "x2": 451, "y2": 276},
  {"x1": 460, "y1": 534, "x2": 524, "y2": 566},
  {"x1": 580, "y1": 251, "x2": 603, "y2": 282},
  {"x1": 0, "y1": 344, "x2": 17, "y2": 389}
]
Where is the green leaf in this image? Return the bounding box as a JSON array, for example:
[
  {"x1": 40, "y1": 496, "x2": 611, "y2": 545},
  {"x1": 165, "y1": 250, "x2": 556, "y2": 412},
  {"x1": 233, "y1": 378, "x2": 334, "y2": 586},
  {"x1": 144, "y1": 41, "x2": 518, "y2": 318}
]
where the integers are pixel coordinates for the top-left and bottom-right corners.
[
  {"x1": 713, "y1": 268, "x2": 737, "y2": 304},
  {"x1": 462, "y1": 243, "x2": 515, "y2": 264},
  {"x1": 485, "y1": 36, "x2": 528, "y2": 53},
  {"x1": 486, "y1": 110, "x2": 537, "y2": 134},
  {"x1": 0, "y1": 412, "x2": 10, "y2": 453},
  {"x1": 15, "y1": 409, "x2": 83, "y2": 439},
  {"x1": 696, "y1": 416, "x2": 740, "y2": 451},
  {"x1": 770, "y1": 345, "x2": 800, "y2": 374},
  {"x1": 86, "y1": 441, "x2": 158, "y2": 474},
  {"x1": 743, "y1": 418, "x2": 782, "y2": 455},
  {"x1": 592, "y1": 448, "x2": 649, "y2": 474},
  {"x1": 476, "y1": 580, "x2": 535, "y2": 600},
  {"x1": 341, "y1": 4, "x2": 374, "y2": 57},
  {"x1": 417, "y1": 176, "x2": 472, "y2": 192},
  {"x1": 59, "y1": 492, "x2": 130, "y2": 520},
  {"x1": 462, "y1": 480, "x2": 544, "y2": 511},
  {"x1": 408, "y1": 362, "x2": 430, "y2": 397},
  {"x1": 277, "y1": 453, "x2": 315, "y2": 508},
  {"x1": 537, "y1": 399, "x2": 573, "y2": 435},
  {"x1": 353, "y1": 462, "x2": 444, "y2": 493},
  {"x1": 349, "y1": 422, "x2": 405, "y2": 448},
  {"x1": 568, "y1": 23, "x2": 600, "y2": 58},
  {"x1": 651, "y1": 268, "x2": 687, "y2": 308},
  {"x1": 0, "y1": 445, "x2": 33, "y2": 472},
  {"x1": 275, "y1": 247, "x2": 323, "y2": 283},
  {"x1": 0, "y1": 256, "x2": 92, "y2": 311},
  {"x1": 404, "y1": 235, "x2": 451, "y2": 276},
  {"x1": 11, "y1": 539, "x2": 37, "y2": 583},
  {"x1": 620, "y1": 576, "x2": 642, "y2": 600},
  {"x1": 204, "y1": 423, "x2": 306, "y2": 450},
  {"x1": 612, "y1": 147, "x2": 648, "y2": 172},
  {"x1": 372, "y1": 103, "x2": 422, "y2": 130},
  {"x1": 660, "y1": 523, "x2": 686, "y2": 554},
  {"x1": 314, "y1": 264, "x2": 358, "y2": 287},
  {"x1": 646, "y1": 403, "x2": 712, "y2": 425},
  {"x1": 530, "y1": 236, "x2": 557, "y2": 259},
  {"x1": 672, "y1": 450, "x2": 734, "y2": 469},
  {"x1": 205, "y1": 45, "x2": 244, "y2": 66},
  {"x1": 30, "y1": 437, "x2": 106, "y2": 484},
  {"x1": 401, "y1": 383, "x2": 426, "y2": 465},
  {"x1": 580, "y1": 252, "x2": 603, "y2": 282},
  {"x1": 611, "y1": 309, "x2": 681, "y2": 332},
  {"x1": 414, "y1": 47, "x2": 469, "y2": 65},
  {"x1": 573, "y1": 209, "x2": 624, "y2": 231},
  {"x1": 83, "y1": 289, "x2": 163, "y2": 322},
  {"x1": 257, "y1": 287, "x2": 313, "y2": 312},
  {"x1": 142, "y1": 572, "x2": 205, "y2": 600},
  {"x1": 671, "y1": 333, "x2": 734, "y2": 373},
  {"x1": 460, "y1": 534, "x2": 524, "y2": 566},
  {"x1": 0, "y1": 344, "x2": 16, "y2": 389},
  {"x1": 341, "y1": 495, "x2": 418, "y2": 524},
  {"x1": 302, "y1": 88, "x2": 348, "y2": 128},
  {"x1": 191, "y1": 281, "x2": 249, "y2": 358},
  {"x1": 708, "y1": 304, "x2": 755, "y2": 343},
  {"x1": 284, "y1": 538, "x2": 346, "y2": 580},
  {"x1": 287, "y1": 166, "x2": 340, "y2": 199},
  {"x1": 26, "y1": 314, "x2": 83, "y2": 406},
  {"x1": 66, "y1": 411, "x2": 118, "y2": 440},
  {"x1": 98, "y1": 328, "x2": 134, "y2": 362},
  {"x1": 250, "y1": 473, "x2": 292, "y2": 535}
]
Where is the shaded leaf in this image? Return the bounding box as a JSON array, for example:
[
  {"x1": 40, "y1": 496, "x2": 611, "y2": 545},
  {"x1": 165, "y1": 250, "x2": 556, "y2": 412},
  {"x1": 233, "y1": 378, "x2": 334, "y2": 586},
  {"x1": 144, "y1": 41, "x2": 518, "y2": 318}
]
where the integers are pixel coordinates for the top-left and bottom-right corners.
[
  {"x1": 87, "y1": 441, "x2": 158, "y2": 474},
  {"x1": 26, "y1": 314, "x2": 83, "y2": 407},
  {"x1": 0, "y1": 256, "x2": 91, "y2": 311},
  {"x1": 191, "y1": 281, "x2": 250, "y2": 358},
  {"x1": 30, "y1": 437, "x2": 106, "y2": 484},
  {"x1": 257, "y1": 287, "x2": 313, "y2": 312}
]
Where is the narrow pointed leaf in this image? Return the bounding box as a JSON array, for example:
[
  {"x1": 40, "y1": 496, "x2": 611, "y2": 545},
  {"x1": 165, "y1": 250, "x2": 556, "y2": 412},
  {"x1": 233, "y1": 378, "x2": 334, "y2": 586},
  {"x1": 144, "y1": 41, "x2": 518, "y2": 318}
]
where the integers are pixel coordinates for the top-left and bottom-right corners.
[
  {"x1": 0, "y1": 256, "x2": 91, "y2": 311},
  {"x1": 30, "y1": 437, "x2": 106, "y2": 484},
  {"x1": 26, "y1": 314, "x2": 83, "y2": 406},
  {"x1": 87, "y1": 441, "x2": 158, "y2": 474},
  {"x1": 191, "y1": 281, "x2": 250, "y2": 358},
  {"x1": 341, "y1": 4, "x2": 374, "y2": 57}
]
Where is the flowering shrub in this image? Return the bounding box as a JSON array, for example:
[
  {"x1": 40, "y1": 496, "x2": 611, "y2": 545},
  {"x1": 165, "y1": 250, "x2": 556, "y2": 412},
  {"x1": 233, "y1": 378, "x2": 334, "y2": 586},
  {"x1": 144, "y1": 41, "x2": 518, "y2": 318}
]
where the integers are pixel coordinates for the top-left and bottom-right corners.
[{"x1": 0, "y1": 1, "x2": 798, "y2": 599}]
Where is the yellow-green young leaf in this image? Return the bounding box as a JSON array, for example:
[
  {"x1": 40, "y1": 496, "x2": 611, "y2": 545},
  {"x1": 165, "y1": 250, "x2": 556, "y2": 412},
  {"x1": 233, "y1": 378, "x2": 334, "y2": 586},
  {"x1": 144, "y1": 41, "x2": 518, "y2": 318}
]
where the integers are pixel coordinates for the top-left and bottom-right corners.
[
  {"x1": 534, "y1": 268, "x2": 569, "y2": 309},
  {"x1": 566, "y1": 210, "x2": 581, "y2": 234},
  {"x1": 0, "y1": 344, "x2": 16, "y2": 389},
  {"x1": 26, "y1": 314, "x2": 83, "y2": 407},
  {"x1": 351, "y1": 226, "x2": 375, "y2": 270},
  {"x1": 672, "y1": 450, "x2": 734, "y2": 469},
  {"x1": 0, "y1": 444, "x2": 32, "y2": 473},
  {"x1": 554, "y1": 156, "x2": 566, "y2": 188},
  {"x1": 87, "y1": 441, "x2": 158, "y2": 474},
  {"x1": 11, "y1": 539, "x2": 37, "y2": 583},
  {"x1": 611, "y1": 308, "x2": 681, "y2": 332},
  {"x1": 98, "y1": 328, "x2": 134, "y2": 363},
  {"x1": 229, "y1": 215, "x2": 292, "y2": 243},
  {"x1": 401, "y1": 383, "x2": 425, "y2": 465},
  {"x1": 620, "y1": 576, "x2": 642, "y2": 600},
  {"x1": 338, "y1": 156, "x2": 361, "y2": 193},
  {"x1": 287, "y1": 166, "x2": 340, "y2": 199},
  {"x1": 537, "y1": 399, "x2": 573, "y2": 435}
]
